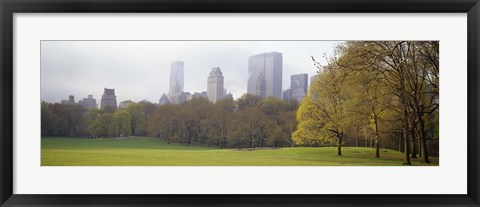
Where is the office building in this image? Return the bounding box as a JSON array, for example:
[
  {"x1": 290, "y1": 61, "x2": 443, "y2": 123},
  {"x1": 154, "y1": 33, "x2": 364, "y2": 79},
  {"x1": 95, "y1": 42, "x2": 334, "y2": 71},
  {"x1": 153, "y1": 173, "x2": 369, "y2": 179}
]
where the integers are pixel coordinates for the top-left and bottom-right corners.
[
  {"x1": 78, "y1": 95, "x2": 97, "y2": 109},
  {"x1": 101, "y1": 88, "x2": 117, "y2": 110},
  {"x1": 169, "y1": 61, "x2": 184, "y2": 103},
  {"x1": 291, "y1": 73, "x2": 308, "y2": 101},
  {"x1": 207, "y1": 67, "x2": 224, "y2": 103},
  {"x1": 159, "y1": 93, "x2": 169, "y2": 105},
  {"x1": 247, "y1": 52, "x2": 283, "y2": 99}
]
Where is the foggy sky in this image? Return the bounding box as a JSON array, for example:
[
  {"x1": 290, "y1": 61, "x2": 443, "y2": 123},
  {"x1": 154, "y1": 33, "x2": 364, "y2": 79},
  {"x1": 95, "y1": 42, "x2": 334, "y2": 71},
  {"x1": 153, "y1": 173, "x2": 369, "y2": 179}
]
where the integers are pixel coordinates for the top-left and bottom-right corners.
[{"x1": 41, "y1": 41, "x2": 340, "y2": 104}]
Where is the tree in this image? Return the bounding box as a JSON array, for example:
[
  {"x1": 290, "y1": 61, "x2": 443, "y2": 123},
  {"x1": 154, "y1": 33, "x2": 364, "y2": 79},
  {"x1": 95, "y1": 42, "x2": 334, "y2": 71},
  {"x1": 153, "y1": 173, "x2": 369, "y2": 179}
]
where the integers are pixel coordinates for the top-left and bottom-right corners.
[
  {"x1": 406, "y1": 42, "x2": 439, "y2": 163},
  {"x1": 267, "y1": 110, "x2": 296, "y2": 147},
  {"x1": 201, "y1": 106, "x2": 229, "y2": 148},
  {"x1": 102, "y1": 105, "x2": 116, "y2": 113},
  {"x1": 85, "y1": 108, "x2": 103, "y2": 137},
  {"x1": 333, "y1": 41, "x2": 439, "y2": 164},
  {"x1": 126, "y1": 103, "x2": 144, "y2": 136},
  {"x1": 90, "y1": 113, "x2": 113, "y2": 137},
  {"x1": 119, "y1": 100, "x2": 135, "y2": 109},
  {"x1": 52, "y1": 103, "x2": 86, "y2": 137},
  {"x1": 139, "y1": 100, "x2": 157, "y2": 136},
  {"x1": 149, "y1": 104, "x2": 178, "y2": 144},
  {"x1": 111, "y1": 109, "x2": 131, "y2": 137},
  {"x1": 177, "y1": 98, "x2": 213, "y2": 145},
  {"x1": 228, "y1": 106, "x2": 269, "y2": 148},
  {"x1": 336, "y1": 51, "x2": 392, "y2": 158},
  {"x1": 216, "y1": 97, "x2": 236, "y2": 112},
  {"x1": 237, "y1": 94, "x2": 262, "y2": 110},
  {"x1": 260, "y1": 97, "x2": 294, "y2": 147},
  {"x1": 293, "y1": 63, "x2": 352, "y2": 155},
  {"x1": 41, "y1": 101, "x2": 59, "y2": 136}
]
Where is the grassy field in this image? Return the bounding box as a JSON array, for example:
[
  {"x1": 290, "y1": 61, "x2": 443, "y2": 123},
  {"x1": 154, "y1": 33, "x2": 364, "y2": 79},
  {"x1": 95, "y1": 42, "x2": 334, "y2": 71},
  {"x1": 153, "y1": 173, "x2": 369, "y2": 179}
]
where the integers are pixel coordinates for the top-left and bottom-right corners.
[{"x1": 41, "y1": 137, "x2": 439, "y2": 166}]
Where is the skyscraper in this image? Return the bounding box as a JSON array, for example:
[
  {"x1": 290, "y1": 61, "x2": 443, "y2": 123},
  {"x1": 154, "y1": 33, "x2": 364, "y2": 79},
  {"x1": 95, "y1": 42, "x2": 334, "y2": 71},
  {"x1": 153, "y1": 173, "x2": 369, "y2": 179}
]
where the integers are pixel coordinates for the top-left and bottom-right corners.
[
  {"x1": 283, "y1": 89, "x2": 292, "y2": 101},
  {"x1": 178, "y1": 92, "x2": 191, "y2": 104},
  {"x1": 247, "y1": 52, "x2": 283, "y2": 99},
  {"x1": 61, "y1": 95, "x2": 76, "y2": 105},
  {"x1": 78, "y1": 95, "x2": 97, "y2": 109},
  {"x1": 291, "y1": 73, "x2": 308, "y2": 101},
  {"x1": 207, "y1": 67, "x2": 224, "y2": 103},
  {"x1": 256, "y1": 69, "x2": 266, "y2": 99},
  {"x1": 192, "y1": 91, "x2": 208, "y2": 99},
  {"x1": 169, "y1": 61, "x2": 184, "y2": 103},
  {"x1": 159, "y1": 93, "x2": 169, "y2": 105},
  {"x1": 101, "y1": 88, "x2": 117, "y2": 110}
]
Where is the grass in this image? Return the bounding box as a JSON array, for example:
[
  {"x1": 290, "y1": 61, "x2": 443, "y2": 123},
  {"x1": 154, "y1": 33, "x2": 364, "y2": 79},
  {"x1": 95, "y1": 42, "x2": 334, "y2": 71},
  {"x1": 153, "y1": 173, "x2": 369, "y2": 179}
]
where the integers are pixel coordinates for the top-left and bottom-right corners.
[{"x1": 41, "y1": 137, "x2": 439, "y2": 166}]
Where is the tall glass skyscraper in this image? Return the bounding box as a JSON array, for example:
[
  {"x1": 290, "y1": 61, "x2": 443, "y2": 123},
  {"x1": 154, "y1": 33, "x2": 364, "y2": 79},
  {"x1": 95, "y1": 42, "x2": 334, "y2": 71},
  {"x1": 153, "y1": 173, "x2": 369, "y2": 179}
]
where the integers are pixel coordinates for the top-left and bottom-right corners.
[
  {"x1": 169, "y1": 61, "x2": 184, "y2": 103},
  {"x1": 247, "y1": 52, "x2": 283, "y2": 99}
]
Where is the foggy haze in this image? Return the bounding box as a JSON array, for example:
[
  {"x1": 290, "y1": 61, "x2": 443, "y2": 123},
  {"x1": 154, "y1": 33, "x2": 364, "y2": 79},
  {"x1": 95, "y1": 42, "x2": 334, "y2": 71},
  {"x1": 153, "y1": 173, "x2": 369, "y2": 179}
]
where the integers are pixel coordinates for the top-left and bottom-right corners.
[{"x1": 41, "y1": 41, "x2": 340, "y2": 103}]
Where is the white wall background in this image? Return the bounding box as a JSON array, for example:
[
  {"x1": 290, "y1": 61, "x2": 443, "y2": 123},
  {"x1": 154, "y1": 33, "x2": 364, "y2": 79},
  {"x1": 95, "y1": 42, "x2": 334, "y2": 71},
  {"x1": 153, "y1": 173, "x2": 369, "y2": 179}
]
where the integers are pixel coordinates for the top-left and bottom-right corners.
[{"x1": 13, "y1": 13, "x2": 467, "y2": 194}]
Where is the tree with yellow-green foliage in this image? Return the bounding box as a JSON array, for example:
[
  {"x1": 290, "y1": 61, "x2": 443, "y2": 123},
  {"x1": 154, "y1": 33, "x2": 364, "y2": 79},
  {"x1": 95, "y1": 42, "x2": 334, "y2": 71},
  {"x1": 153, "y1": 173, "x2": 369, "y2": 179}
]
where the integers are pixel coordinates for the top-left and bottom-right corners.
[
  {"x1": 293, "y1": 61, "x2": 352, "y2": 156},
  {"x1": 337, "y1": 41, "x2": 438, "y2": 164},
  {"x1": 126, "y1": 102, "x2": 144, "y2": 136},
  {"x1": 111, "y1": 109, "x2": 131, "y2": 137},
  {"x1": 335, "y1": 44, "x2": 394, "y2": 158}
]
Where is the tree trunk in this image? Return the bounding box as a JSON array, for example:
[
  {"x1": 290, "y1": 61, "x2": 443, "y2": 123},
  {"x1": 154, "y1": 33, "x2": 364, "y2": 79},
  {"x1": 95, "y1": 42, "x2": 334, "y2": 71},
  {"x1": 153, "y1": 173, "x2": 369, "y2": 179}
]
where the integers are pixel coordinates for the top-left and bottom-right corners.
[
  {"x1": 418, "y1": 138, "x2": 422, "y2": 158},
  {"x1": 410, "y1": 123, "x2": 417, "y2": 159},
  {"x1": 418, "y1": 116, "x2": 430, "y2": 163},
  {"x1": 411, "y1": 138, "x2": 417, "y2": 158},
  {"x1": 373, "y1": 114, "x2": 380, "y2": 158},
  {"x1": 403, "y1": 108, "x2": 412, "y2": 165},
  {"x1": 354, "y1": 127, "x2": 358, "y2": 147},
  {"x1": 250, "y1": 135, "x2": 254, "y2": 148},
  {"x1": 144, "y1": 115, "x2": 149, "y2": 136},
  {"x1": 364, "y1": 130, "x2": 368, "y2": 147},
  {"x1": 398, "y1": 132, "x2": 402, "y2": 152},
  {"x1": 337, "y1": 136, "x2": 343, "y2": 156},
  {"x1": 422, "y1": 134, "x2": 430, "y2": 163}
]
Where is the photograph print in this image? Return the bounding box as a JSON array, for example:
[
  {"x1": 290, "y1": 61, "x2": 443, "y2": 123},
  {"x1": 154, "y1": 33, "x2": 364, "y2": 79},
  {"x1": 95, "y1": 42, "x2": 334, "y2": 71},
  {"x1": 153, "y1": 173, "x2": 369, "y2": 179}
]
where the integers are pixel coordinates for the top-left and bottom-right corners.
[{"x1": 40, "y1": 41, "x2": 439, "y2": 166}]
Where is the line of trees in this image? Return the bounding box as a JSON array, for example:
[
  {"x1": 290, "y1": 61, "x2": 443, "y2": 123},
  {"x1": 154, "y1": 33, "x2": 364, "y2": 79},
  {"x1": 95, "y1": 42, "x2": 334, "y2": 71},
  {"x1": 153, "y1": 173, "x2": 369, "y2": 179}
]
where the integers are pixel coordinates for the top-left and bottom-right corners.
[
  {"x1": 292, "y1": 41, "x2": 439, "y2": 164},
  {"x1": 41, "y1": 100, "x2": 156, "y2": 138},
  {"x1": 149, "y1": 95, "x2": 297, "y2": 148},
  {"x1": 41, "y1": 95, "x2": 298, "y2": 149}
]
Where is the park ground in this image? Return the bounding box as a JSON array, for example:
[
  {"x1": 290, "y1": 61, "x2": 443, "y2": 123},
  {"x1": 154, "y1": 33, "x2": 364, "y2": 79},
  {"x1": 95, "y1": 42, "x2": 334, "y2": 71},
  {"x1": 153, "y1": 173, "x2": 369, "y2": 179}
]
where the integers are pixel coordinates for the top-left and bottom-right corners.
[{"x1": 41, "y1": 137, "x2": 439, "y2": 166}]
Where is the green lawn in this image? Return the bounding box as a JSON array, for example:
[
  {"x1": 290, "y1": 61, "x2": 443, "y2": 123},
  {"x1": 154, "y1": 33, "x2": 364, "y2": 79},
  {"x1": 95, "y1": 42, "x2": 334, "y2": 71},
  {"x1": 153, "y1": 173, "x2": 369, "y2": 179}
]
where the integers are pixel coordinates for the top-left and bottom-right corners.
[{"x1": 41, "y1": 137, "x2": 439, "y2": 166}]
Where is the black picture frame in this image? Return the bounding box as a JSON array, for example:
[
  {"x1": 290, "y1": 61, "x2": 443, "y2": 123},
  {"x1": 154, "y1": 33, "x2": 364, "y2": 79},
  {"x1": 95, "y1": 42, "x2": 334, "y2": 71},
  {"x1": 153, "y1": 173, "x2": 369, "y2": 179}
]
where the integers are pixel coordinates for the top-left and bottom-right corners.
[{"x1": 1, "y1": 0, "x2": 479, "y2": 206}]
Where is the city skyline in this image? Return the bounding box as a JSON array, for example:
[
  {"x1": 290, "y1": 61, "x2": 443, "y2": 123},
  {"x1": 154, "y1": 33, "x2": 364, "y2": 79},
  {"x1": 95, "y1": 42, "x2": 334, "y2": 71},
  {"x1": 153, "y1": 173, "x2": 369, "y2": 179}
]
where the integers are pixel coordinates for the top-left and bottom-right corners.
[{"x1": 41, "y1": 41, "x2": 340, "y2": 103}]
